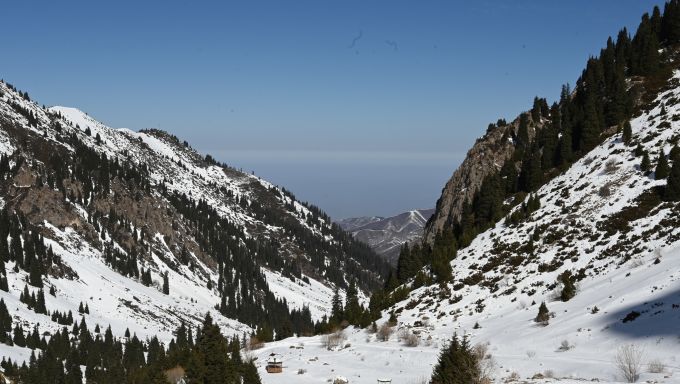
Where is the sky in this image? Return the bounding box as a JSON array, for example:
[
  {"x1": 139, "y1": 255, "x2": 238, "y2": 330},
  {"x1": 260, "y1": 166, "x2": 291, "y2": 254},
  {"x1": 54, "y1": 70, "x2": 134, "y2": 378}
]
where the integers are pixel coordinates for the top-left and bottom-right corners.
[{"x1": 0, "y1": 0, "x2": 668, "y2": 219}]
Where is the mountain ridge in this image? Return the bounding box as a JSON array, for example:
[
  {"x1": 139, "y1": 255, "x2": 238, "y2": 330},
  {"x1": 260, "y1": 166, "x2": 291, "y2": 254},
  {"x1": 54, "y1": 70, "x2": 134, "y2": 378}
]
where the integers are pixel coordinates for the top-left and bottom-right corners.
[
  {"x1": 0, "y1": 81, "x2": 390, "y2": 353},
  {"x1": 338, "y1": 209, "x2": 434, "y2": 265}
]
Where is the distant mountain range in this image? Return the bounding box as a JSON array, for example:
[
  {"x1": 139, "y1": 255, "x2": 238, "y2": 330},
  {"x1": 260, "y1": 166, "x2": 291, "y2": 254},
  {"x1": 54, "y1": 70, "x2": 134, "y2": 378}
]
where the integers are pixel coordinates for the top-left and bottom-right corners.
[{"x1": 337, "y1": 209, "x2": 434, "y2": 265}]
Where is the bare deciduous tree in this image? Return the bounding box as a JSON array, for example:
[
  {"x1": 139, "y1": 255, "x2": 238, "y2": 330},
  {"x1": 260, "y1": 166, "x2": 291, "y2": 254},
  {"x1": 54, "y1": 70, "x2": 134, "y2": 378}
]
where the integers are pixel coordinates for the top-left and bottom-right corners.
[
  {"x1": 473, "y1": 343, "x2": 495, "y2": 384},
  {"x1": 321, "y1": 329, "x2": 346, "y2": 350},
  {"x1": 376, "y1": 322, "x2": 394, "y2": 341},
  {"x1": 615, "y1": 344, "x2": 644, "y2": 383}
]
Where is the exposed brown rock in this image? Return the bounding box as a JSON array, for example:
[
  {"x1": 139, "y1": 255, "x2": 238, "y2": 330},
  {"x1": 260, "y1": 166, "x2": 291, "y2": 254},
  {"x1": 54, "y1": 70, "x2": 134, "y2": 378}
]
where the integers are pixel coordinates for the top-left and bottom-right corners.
[{"x1": 424, "y1": 114, "x2": 544, "y2": 243}]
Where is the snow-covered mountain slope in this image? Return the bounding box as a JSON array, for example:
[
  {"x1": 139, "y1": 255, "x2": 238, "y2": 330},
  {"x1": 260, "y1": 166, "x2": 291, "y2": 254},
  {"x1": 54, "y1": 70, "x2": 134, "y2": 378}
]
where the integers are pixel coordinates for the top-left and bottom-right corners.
[
  {"x1": 0, "y1": 80, "x2": 390, "y2": 361},
  {"x1": 336, "y1": 216, "x2": 384, "y2": 232},
  {"x1": 338, "y1": 209, "x2": 434, "y2": 265},
  {"x1": 253, "y1": 72, "x2": 680, "y2": 384}
]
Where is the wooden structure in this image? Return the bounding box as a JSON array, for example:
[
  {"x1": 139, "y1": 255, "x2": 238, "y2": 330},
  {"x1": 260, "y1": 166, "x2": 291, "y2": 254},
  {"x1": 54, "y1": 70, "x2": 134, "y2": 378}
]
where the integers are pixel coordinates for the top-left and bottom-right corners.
[{"x1": 265, "y1": 353, "x2": 283, "y2": 373}]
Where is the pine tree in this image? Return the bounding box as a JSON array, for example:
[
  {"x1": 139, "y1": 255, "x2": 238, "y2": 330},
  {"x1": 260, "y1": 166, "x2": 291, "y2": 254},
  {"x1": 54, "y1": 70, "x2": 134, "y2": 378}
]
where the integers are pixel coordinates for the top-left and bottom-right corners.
[
  {"x1": 655, "y1": 149, "x2": 670, "y2": 179},
  {"x1": 670, "y1": 145, "x2": 680, "y2": 163},
  {"x1": 163, "y1": 273, "x2": 169, "y2": 295},
  {"x1": 662, "y1": 0, "x2": 680, "y2": 43},
  {"x1": 195, "y1": 313, "x2": 233, "y2": 384},
  {"x1": 28, "y1": 262, "x2": 42, "y2": 288},
  {"x1": 517, "y1": 113, "x2": 530, "y2": 149},
  {"x1": 12, "y1": 325, "x2": 25, "y2": 347},
  {"x1": 559, "y1": 271, "x2": 576, "y2": 302},
  {"x1": 622, "y1": 121, "x2": 633, "y2": 145},
  {"x1": 396, "y1": 243, "x2": 412, "y2": 282},
  {"x1": 631, "y1": 13, "x2": 660, "y2": 75},
  {"x1": 665, "y1": 159, "x2": 680, "y2": 201},
  {"x1": 343, "y1": 280, "x2": 361, "y2": 325},
  {"x1": 330, "y1": 288, "x2": 343, "y2": 324},
  {"x1": 430, "y1": 333, "x2": 478, "y2": 384},
  {"x1": 242, "y1": 360, "x2": 262, "y2": 384},
  {"x1": 518, "y1": 143, "x2": 542, "y2": 192},
  {"x1": 35, "y1": 289, "x2": 47, "y2": 314},
  {"x1": 535, "y1": 302, "x2": 550, "y2": 324},
  {"x1": 641, "y1": 151, "x2": 652, "y2": 174}
]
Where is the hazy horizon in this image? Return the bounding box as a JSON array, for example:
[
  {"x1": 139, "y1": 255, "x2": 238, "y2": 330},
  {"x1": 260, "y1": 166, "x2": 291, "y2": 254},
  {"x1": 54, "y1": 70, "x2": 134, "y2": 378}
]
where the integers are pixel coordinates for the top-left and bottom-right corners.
[{"x1": 2, "y1": 0, "x2": 667, "y2": 218}]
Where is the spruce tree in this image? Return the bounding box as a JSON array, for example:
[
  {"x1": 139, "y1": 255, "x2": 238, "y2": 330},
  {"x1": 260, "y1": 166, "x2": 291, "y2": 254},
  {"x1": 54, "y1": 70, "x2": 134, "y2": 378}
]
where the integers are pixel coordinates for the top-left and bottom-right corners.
[
  {"x1": 670, "y1": 145, "x2": 680, "y2": 163},
  {"x1": 396, "y1": 243, "x2": 412, "y2": 283},
  {"x1": 559, "y1": 271, "x2": 576, "y2": 302},
  {"x1": 330, "y1": 288, "x2": 343, "y2": 324},
  {"x1": 622, "y1": 121, "x2": 632, "y2": 145},
  {"x1": 641, "y1": 151, "x2": 652, "y2": 174},
  {"x1": 344, "y1": 280, "x2": 361, "y2": 325},
  {"x1": 517, "y1": 113, "x2": 530, "y2": 150},
  {"x1": 195, "y1": 313, "x2": 233, "y2": 384},
  {"x1": 665, "y1": 159, "x2": 680, "y2": 201},
  {"x1": 655, "y1": 149, "x2": 670, "y2": 179},
  {"x1": 535, "y1": 302, "x2": 550, "y2": 324},
  {"x1": 163, "y1": 273, "x2": 169, "y2": 295},
  {"x1": 631, "y1": 13, "x2": 660, "y2": 75},
  {"x1": 242, "y1": 360, "x2": 262, "y2": 384},
  {"x1": 662, "y1": 0, "x2": 680, "y2": 44},
  {"x1": 35, "y1": 289, "x2": 47, "y2": 314},
  {"x1": 430, "y1": 333, "x2": 478, "y2": 384}
]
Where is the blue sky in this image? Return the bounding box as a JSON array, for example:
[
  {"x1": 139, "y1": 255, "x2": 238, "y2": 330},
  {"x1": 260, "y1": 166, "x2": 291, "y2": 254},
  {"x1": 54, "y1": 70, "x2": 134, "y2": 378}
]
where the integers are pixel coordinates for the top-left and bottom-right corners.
[{"x1": 1, "y1": 0, "x2": 667, "y2": 219}]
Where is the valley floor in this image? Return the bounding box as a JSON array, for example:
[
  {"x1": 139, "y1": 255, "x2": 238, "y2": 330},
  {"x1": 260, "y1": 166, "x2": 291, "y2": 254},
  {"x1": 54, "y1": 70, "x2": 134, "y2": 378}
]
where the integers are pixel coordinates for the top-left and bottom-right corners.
[{"x1": 253, "y1": 242, "x2": 680, "y2": 384}]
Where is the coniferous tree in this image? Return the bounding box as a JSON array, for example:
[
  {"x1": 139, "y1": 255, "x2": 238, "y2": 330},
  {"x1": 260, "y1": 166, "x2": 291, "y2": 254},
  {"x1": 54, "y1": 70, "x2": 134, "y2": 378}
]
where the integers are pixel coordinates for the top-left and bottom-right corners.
[
  {"x1": 330, "y1": 288, "x2": 343, "y2": 324},
  {"x1": 0, "y1": 299, "x2": 11, "y2": 344},
  {"x1": 396, "y1": 243, "x2": 413, "y2": 282},
  {"x1": 641, "y1": 151, "x2": 652, "y2": 174},
  {"x1": 516, "y1": 113, "x2": 530, "y2": 151},
  {"x1": 430, "y1": 333, "x2": 478, "y2": 384},
  {"x1": 518, "y1": 143, "x2": 543, "y2": 192},
  {"x1": 665, "y1": 159, "x2": 680, "y2": 201},
  {"x1": 196, "y1": 313, "x2": 235, "y2": 384},
  {"x1": 34, "y1": 289, "x2": 47, "y2": 314},
  {"x1": 631, "y1": 13, "x2": 660, "y2": 76},
  {"x1": 242, "y1": 360, "x2": 262, "y2": 384},
  {"x1": 13, "y1": 325, "x2": 25, "y2": 347},
  {"x1": 162, "y1": 273, "x2": 169, "y2": 295},
  {"x1": 655, "y1": 149, "x2": 670, "y2": 179},
  {"x1": 662, "y1": 0, "x2": 680, "y2": 43},
  {"x1": 535, "y1": 302, "x2": 550, "y2": 324},
  {"x1": 671, "y1": 145, "x2": 680, "y2": 163},
  {"x1": 622, "y1": 121, "x2": 633, "y2": 145},
  {"x1": 559, "y1": 271, "x2": 576, "y2": 302},
  {"x1": 344, "y1": 280, "x2": 361, "y2": 325}
]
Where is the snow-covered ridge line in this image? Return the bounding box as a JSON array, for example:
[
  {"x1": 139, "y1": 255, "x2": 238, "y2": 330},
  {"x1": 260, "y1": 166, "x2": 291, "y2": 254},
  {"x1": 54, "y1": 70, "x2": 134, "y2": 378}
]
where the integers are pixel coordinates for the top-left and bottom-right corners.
[{"x1": 0, "y1": 79, "x2": 370, "y2": 364}]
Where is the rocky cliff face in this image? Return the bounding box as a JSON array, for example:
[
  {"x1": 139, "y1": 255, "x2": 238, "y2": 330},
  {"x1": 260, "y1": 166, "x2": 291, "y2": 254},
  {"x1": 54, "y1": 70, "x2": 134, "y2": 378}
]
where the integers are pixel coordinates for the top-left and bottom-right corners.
[{"x1": 423, "y1": 114, "x2": 542, "y2": 243}]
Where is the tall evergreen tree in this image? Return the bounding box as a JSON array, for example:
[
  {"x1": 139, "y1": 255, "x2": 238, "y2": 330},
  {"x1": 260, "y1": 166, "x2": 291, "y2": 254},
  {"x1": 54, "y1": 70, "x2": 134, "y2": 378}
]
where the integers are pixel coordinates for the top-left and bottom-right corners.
[
  {"x1": 665, "y1": 159, "x2": 680, "y2": 201},
  {"x1": 662, "y1": 0, "x2": 680, "y2": 43},
  {"x1": 430, "y1": 333, "x2": 478, "y2": 384},
  {"x1": 343, "y1": 280, "x2": 361, "y2": 325},
  {"x1": 559, "y1": 271, "x2": 576, "y2": 302},
  {"x1": 631, "y1": 13, "x2": 660, "y2": 75},
  {"x1": 655, "y1": 149, "x2": 670, "y2": 179},
  {"x1": 162, "y1": 273, "x2": 169, "y2": 295},
  {"x1": 330, "y1": 288, "x2": 343, "y2": 324},
  {"x1": 622, "y1": 121, "x2": 633, "y2": 145},
  {"x1": 641, "y1": 151, "x2": 652, "y2": 174}
]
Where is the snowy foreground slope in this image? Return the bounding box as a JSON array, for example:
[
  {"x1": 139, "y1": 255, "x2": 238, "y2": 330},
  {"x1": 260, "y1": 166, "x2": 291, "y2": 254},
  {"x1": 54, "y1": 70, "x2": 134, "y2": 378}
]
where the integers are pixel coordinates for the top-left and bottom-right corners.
[
  {"x1": 0, "y1": 79, "x2": 388, "y2": 363},
  {"x1": 253, "y1": 74, "x2": 680, "y2": 383}
]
